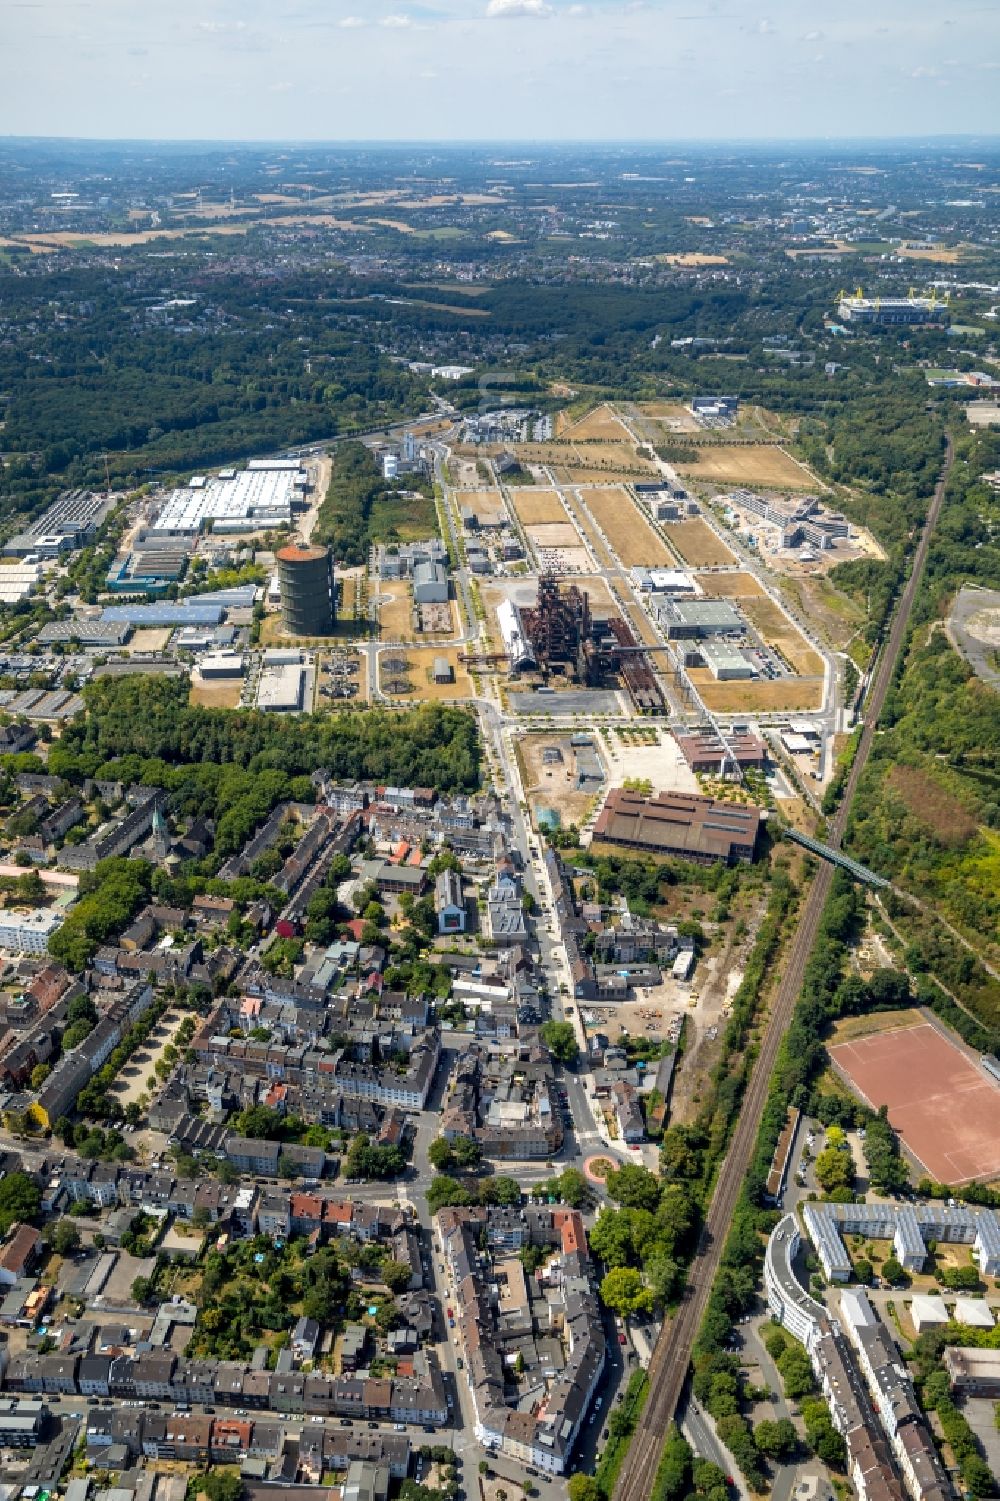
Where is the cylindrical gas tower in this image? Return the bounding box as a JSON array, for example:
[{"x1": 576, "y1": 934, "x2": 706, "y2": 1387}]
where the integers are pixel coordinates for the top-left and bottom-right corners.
[{"x1": 277, "y1": 543, "x2": 336, "y2": 636}]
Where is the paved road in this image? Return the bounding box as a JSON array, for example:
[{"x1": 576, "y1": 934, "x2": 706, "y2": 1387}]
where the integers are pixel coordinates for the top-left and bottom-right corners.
[{"x1": 613, "y1": 435, "x2": 955, "y2": 1501}]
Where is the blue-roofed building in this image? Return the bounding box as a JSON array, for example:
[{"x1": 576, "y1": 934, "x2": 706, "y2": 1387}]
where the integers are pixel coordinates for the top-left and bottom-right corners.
[
  {"x1": 101, "y1": 603, "x2": 225, "y2": 628},
  {"x1": 186, "y1": 586, "x2": 259, "y2": 609}
]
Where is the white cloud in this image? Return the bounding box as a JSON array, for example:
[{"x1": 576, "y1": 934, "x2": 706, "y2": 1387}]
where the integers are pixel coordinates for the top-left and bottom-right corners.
[
  {"x1": 338, "y1": 15, "x2": 367, "y2": 25},
  {"x1": 485, "y1": 0, "x2": 552, "y2": 18},
  {"x1": 381, "y1": 13, "x2": 412, "y2": 25},
  {"x1": 197, "y1": 19, "x2": 247, "y2": 32}
]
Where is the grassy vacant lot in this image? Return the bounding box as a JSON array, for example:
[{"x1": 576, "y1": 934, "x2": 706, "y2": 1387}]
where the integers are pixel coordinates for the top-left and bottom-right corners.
[
  {"x1": 662, "y1": 518, "x2": 736, "y2": 568},
  {"x1": 886, "y1": 765, "x2": 980, "y2": 847},
  {"x1": 454, "y1": 488, "x2": 508, "y2": 524},
  {"x1": 412, "y1": 648, "x2": 474, "y2": 702},
  {"x1": 742, "y1": 596, "x2": 824, "y2": 676},
  {"x1": 636, "y1": 400, "x2": 701, "y2": 431},
  {"x1": 511, "y1": 489, "x2": 569, "y2": 525},
  {"x1": 829, "y1": 1007, "x2": 926, "y2": 1046},
  {"x1": 689, "y1": 671, "x2": 824, "y2": 713},
  {"x1": 561, "y1": 403, "x2": 634, "y2": 443},
  {"x1": 190, "y1": 678, "x2": 243, "y2": 709},
  {"x1": 674, "y1": 444, "x2": 817, "y2": 488},
  {"x1": 369, "y1": 491, "x2": 438, "y2": 544},
  {"x1": 526, "y1": 521, "x2": 580, "y2": 549},
  {"x1": 696, "y1": 570, "x2": 765, "y2": 598},
  {"x1": 584, "y1": 487, "x2": 673, "y2": 566}
]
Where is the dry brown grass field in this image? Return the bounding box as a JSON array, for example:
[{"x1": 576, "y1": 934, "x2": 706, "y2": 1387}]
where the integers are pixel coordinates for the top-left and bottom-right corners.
[
  {"x1": 695, "y1": 570, "x2": 765, "y2": 598},
  {"x1": 570, "y1": 442, "x2": 657, "y2": 472},
  {"x1": 411, "y1": 649, "x2": 474, "y2": 702},
  {"x1": 583, "y1": 488, "x2": 673, "y2": 566},
  {"x1": 525, "y1": 522, "x2": 581, "y2": 550},
  {"x1": 636, "y1": 401, "x2": 700, "y2": 430},
  {"x1": 741, "y1": 597, "x2": 824, "y2": 676},
  {"x1": 127, "y1": 628, "x2": 174, "y2": 653},
  {"x1": 454, "y1": 489, "x2": 507, "y2": 523},
  {"x1": 886, "y1": 766, "x2": 979, "y2": 847},
  {"x1": 378, "y1": 585, "x2": 417, "y2": 641},
  {"x1": 689, "y1": 671, "x2": 824, "y2": 712},
  {"x1": 190, "y1": 678, "x2": 243, "y2": 709},
  {"x1": 511, "y1": 490, "x2": 570, "y2": 526},
  {"x1": 674, "y1": 445, "x2": 817, "y2": 488},
  {"x1": 572, "y1": 576, "x2": 617, "y2": 608},
  {"x1": 557, "y1": 493, "x2": 617, "y2": 572},
  {"x1": 661, "y1": 519, "x2": 736, "y2": 568},
  {"x1": 561, "y1": 404, "x2": 634, "y2": 443},
  {"x1": 656, "y1": 253, "x2": 729, "y2": 266}
]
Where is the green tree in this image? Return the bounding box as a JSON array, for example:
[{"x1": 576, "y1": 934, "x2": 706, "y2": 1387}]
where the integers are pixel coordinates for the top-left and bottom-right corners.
[
  {"x1": 814, "y1": 1145, "x2": 854, "y2": 1195},
  {"x1": 567, "y1": 1477, "x2": 602, "y2": 1501},
  {"x1": 754, "y1": 1418, "x2": 797, "y2": 1460},
  {"x1": 382, "y1": 1259, "x2": 415, "y2": 1293},
  {"x1": 605, "y1": 1163, "x2": 661, "y2": 1213},
  {"x1": 540, "y1": 1020, "x2": 579, "y2": 1066},
  {"x1": 52, "y1": 1220, "x2": 81, "y2": 1256},
  {"x1": 776, "y1": 1344, "x2": 816, "y2": 1400},
  {"x1": 0, "y1": 1172, "x2": 40, "y2": 1235},
  {"x1": 599, "y1": 1266, "x2": 654, "y2": 1318}
]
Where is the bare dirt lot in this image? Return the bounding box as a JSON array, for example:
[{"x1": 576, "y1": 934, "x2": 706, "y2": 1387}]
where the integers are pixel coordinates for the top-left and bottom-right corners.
[
  {"x1": 519, "y1": 734, "x2": 604, "y2": 830},
  {"x1": 662, "y1": 519, "x2": 736, "y2": 568},
  {"x1": 741, "y1": 596, "x2": 824, "y2": 676},
  {"x1": 582, "y1": 488, "x2": 674, "y2": 567},
  {"x1": 674, "y1": 445, "x2": 818, "y2": 489},
  {"x1": 511, "y1": 489, "x2": 570, "y2": 526},
  {"x1": 688, "y1": 671, "x2": 824, "y2": 712},
  {"x1": 695, "y1": 570, "x2": 765, "y2": 598}
]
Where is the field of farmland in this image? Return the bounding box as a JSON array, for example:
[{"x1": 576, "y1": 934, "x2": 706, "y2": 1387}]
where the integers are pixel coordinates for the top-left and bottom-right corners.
[
  {"x1": 511, "y1": 489, "x2": 569, "y2": 526},
  {"x1": 695, "y1": 570, "x2": 765, "y2": 598},
  {"x1": 688, "y1": 671, "x2": 824, "y2": 713},
  {"x1": 742, "y1": 596, "x2": 824, "y2": 676},
  {"x1": 661, "y1": 518, "x2": 736, "y2": 567},
  {"x1": 582, "y1": 488, "x2": 673, "y2": 567},
  {"x1": 674, "y1": 445, "x2": 817, "y2": 488}
]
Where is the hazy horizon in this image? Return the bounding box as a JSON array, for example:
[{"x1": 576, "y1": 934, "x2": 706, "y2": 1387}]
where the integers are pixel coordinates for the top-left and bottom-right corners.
[{"x1": 4, "y1": 0, "x2": 999, "y2": 143}]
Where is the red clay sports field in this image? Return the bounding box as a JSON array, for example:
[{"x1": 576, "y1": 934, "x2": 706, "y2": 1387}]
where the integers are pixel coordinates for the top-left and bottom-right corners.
[{"x1": 829, "y1": 1022, "x2": 1000, "y2": 1185}]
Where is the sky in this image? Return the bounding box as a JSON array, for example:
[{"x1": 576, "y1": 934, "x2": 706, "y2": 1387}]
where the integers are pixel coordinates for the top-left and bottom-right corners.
[{"x1": 2, "y1": 0, "x2": 999, "y2": 142}]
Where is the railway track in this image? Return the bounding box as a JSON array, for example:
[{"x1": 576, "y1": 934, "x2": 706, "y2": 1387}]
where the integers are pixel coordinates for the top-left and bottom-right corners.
[{"x1": 613, "y1": 436, "x2": 953, "y2": 1501}]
